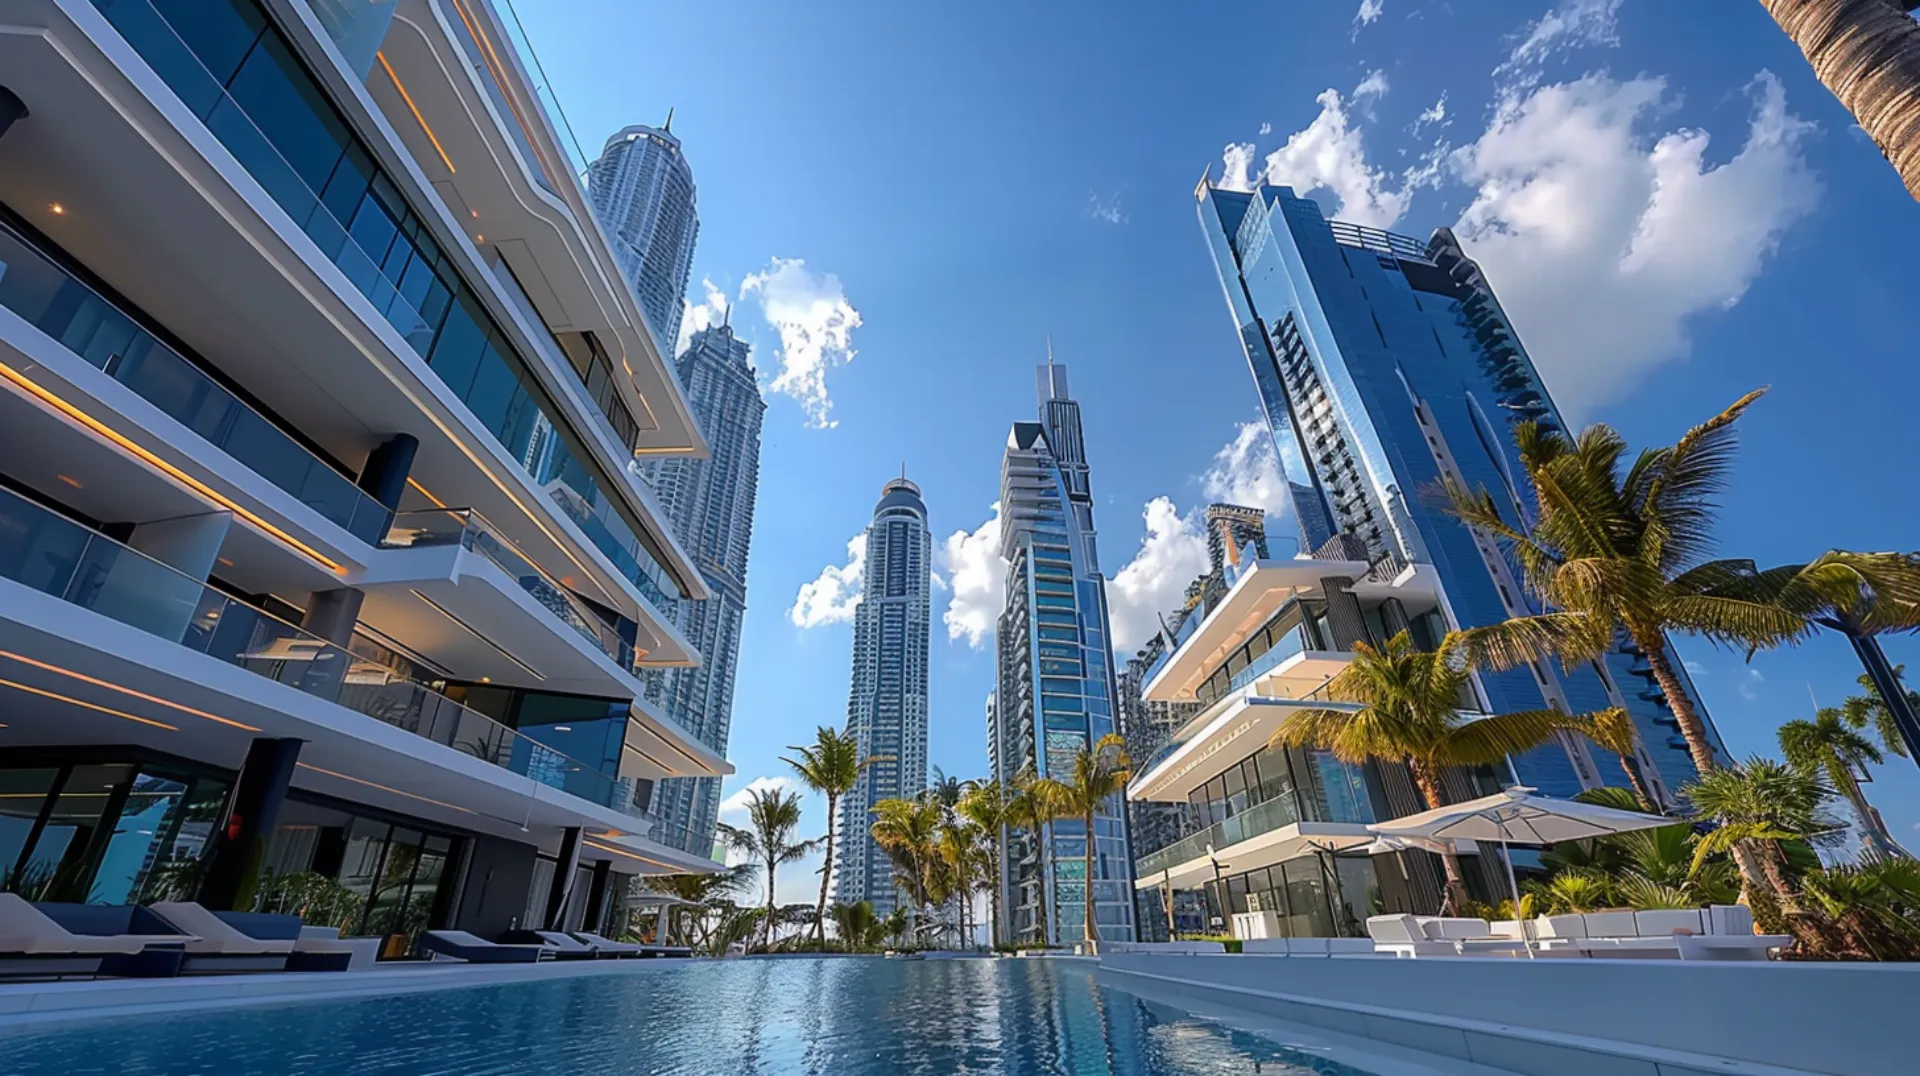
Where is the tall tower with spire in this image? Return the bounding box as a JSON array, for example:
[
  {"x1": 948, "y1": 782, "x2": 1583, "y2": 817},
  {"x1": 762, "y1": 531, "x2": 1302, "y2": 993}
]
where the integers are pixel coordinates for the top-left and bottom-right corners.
[
  {"x1": 833, "y1": 476, "x2": 933, "y2": 918},
  {"x1": 989, "y1": 356, "x2": 1136, "y2": 945},
  {"x1": 587, "y1": 118, "x2": 699, "y2": 352},
  {"x1": 639, "y1": 322, "x2": 765, "y2": 853}
]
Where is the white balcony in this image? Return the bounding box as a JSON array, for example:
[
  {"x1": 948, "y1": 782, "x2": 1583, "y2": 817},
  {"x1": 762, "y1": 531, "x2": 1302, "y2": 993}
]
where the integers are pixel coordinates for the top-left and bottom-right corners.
[{"x1": 1129, "y1": 682, "x2": 1364, "y2": 804}]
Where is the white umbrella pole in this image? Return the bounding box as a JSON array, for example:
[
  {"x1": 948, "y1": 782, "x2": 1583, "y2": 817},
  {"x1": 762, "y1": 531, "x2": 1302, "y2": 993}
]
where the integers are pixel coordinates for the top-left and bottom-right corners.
[{"x1": 1498, "y1": 836, "x2": 1534, "y2": 960}]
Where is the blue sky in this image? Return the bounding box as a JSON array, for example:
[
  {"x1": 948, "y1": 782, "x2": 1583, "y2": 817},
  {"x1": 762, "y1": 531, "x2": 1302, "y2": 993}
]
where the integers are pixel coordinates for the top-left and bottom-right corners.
[{"x1": 516, "y1": 0, "x2": 1920, "y2": 897}]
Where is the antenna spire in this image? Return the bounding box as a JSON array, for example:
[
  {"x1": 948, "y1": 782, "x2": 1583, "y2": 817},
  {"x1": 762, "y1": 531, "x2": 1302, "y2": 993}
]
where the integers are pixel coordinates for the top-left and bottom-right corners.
[
  {"x1": 664, "y1": 107, "x2": 674, "y2": 133},
  {"x1": 1046, "y1": 334, "x2": 1055, "y2": 367},
  {"x1": 721, "y1": 302, "x2": 731, "y2": 330}
]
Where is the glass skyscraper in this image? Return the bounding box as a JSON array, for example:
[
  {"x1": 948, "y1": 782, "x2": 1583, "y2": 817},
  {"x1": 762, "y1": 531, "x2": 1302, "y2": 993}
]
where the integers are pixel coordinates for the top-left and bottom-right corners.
[
  {"x1": 1196, "y1": 183, "x2": 1724, "y2": 802},
  {"x1": 991, "y1": 364, "x2": 1136, "y2": 944},
  {"x1": 641, "y1": 323, "x2": 765, "y2": 852},
  {"x1": 587, "y1": 122, "x2": 699, "y2": 353},
  {"x1": 833, "y1": 478, "x2": 933, "y2": 917}
]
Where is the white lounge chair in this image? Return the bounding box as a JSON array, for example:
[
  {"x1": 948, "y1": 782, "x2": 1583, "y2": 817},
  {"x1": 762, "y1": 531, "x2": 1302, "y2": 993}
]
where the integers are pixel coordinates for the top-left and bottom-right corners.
[
  {"x1": 147, "y1": 901, "x2": 294, "y2": 973},
  {"x1": 0, "y1": 893, "x2": 189, "y2": 978},
  {"x1": 1365, "y1": 914, "x2": 1455, "y2": 957}
]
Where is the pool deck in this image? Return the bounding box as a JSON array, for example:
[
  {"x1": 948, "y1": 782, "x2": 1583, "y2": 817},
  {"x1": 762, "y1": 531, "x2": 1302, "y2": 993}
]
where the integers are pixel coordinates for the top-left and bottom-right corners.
[{"x1": 0, "y1": 959, "x2": 682, "y2": 1029}]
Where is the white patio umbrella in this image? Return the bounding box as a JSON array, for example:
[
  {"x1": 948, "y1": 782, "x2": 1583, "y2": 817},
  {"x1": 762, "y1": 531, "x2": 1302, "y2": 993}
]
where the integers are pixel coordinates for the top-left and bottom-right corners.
[{"x1": 1368, "y1": 786, "x2": 1675, "y2": 953}]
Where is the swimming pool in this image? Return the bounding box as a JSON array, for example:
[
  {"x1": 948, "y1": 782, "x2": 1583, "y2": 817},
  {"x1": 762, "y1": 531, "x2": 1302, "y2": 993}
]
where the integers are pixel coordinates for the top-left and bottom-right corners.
[{"x1": 0, "y1": 958, "x2": 1392, "y2": 1075}]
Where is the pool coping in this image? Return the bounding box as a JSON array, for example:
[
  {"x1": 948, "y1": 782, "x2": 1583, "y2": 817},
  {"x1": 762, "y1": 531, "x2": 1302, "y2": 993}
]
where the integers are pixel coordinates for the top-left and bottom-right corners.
[{"x1": 0, "y1": 958, "x2": 684, "y2": 1030}]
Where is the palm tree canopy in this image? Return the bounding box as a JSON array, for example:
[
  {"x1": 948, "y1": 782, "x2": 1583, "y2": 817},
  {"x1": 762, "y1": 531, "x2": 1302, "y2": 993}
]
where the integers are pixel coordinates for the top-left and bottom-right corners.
[
  {"x1": 1780, "y1": 708, "x2": 1885, "y2": 792},
  {"x1": 1683, "y1": 756, "x2": 1838, "y2": 840},
  {"x1": 1439, "y1": 393, "x2": 1920, "y2": 674},
  {"x1": 1033, "y1": 734, "x2": 1133, "y2": 817},
  {"x1": 718, "y1": 787, "x2": 821, "y2": 868},
  {"x1": 783, "y1": 726, "x2": 878, "y2": 799},
  {"x1": 1847, "y1": 668, "x2": 1919, "y2": 759},
  {"x1": 1272, "y1": 631, "x2": 1592, "y2": 771}
]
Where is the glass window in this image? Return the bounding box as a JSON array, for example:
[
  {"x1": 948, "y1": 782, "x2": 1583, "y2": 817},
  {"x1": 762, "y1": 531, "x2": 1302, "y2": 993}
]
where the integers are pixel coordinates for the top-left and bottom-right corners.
[
  {"x1": 1284, "y1": 858, "x2": 1332, "y2": 938},
  {"x1": 224, "y1": 33, "x2": 351, "y2": 194},
  {"x1": 463, "y1": 337, "x2": 518, "y2": 437},
  {"x1": 16, "y1": 765, "x2": 133, "y2": 901},
  {"x1": 524, "y1": 856, "x2": 556, "y2": 930},
  {"x1": 155, "y1": 0, "x2": 266, "y2": 86},
  {"x1": 88, "y1": 771, "x2": 188, "y2": 906},
  {"x1": 0, "y1": 768, "x2": 60, "y2": 890}
]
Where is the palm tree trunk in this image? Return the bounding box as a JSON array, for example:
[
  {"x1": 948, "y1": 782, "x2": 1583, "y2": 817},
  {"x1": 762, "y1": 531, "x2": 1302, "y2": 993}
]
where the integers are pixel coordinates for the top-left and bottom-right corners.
[
  {"x1": 1083, "y1": 809, "x2": 1099, "y2": 945},
  {"x1": 1761, "y1": 0, "x2": 1920, "y2": 204},
  {"x1": 1407, "y1": 761, "x2": 1471, "y2": 912},
  {"x1": 764, "y1": 857, "x2": 777, "y2": 952},
  {"x1": 815, "y1": 798, "x2": 836, "y2": 949},
  {"x1": 1034, "y1": 832, "x2": 1051, "y2": 946},
  {"x1": 1634, "y1": 633, "x2": 1721, "y2": 776},
  {"x1": 1618, "y1": 757, "x2": 1656, "y2": 814}
]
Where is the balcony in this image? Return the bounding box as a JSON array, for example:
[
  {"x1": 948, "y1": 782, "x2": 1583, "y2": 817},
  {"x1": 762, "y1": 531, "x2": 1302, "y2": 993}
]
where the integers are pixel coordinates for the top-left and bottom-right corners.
[
  {"x1": 0, "y1": 215, "x2": 390, "y2": 545},
  {"x1": 0, "y1": 480, "x2": 635, "y2": 815}
]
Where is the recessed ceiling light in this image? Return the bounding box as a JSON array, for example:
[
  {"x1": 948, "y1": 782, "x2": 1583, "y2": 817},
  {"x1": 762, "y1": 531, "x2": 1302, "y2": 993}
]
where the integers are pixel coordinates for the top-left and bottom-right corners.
[
  {"x1": 217, "y1": 557, "x2": 235, "y2": 567},
  {"x1": 553, "y1": 725, "x2": 572, "y2": 732},
  {"x1": 470, "y1": 209, "x2": 479, "y2": 219},
  {"x1": 479, "y1": 676, "x2": 491, "y2": 683},
  {"x1": 474, "y1": 234, "x2": 484, "y2": 243},
  {"x1": 49, "y1": 203, "x2": 65, "y2": 215},
  {"x1": 56, "y1": 474, "x2": 82, "y2": 488}
]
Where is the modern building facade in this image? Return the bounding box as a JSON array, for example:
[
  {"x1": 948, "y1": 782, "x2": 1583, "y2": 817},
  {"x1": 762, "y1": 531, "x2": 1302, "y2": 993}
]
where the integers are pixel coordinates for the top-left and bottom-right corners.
[
  {"x1": 640, "y1": 322, "x2": 764, "y2": 854},
  {"x1": 1116, "y1": 181, "x2": 1733, "y2": 940},
  {"x1": 587, "y1": 121, "x2": 698, "y2": 354},
  {"x1": 1196, "y1": 182, "x2": 1724, "y2": 804},
  {"x1": 0, "y1": 0, "x2": 730, "y2": 946},
  {"x1": 832, "y1": 477, "x2": 932, "y2": 917},
  {"x1": 991, "y1": 363, "x2": 1136, "y2": 945}
]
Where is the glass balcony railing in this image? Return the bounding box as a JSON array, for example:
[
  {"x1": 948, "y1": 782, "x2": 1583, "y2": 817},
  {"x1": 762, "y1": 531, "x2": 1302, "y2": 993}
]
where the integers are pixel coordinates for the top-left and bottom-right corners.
[
  {"x1": 383, "y1": 508, "x2": 636, "y2": 671},
  {"x1": 0, "y1": 218, "x2": 390, "y2": 544},
  {"x1": 1227, "y1": 624, "x2": 1315, "y2": 695},
  {"x1": 1137, "y1": 794, "x2": 1305, "y2": 881},
  {"x1": 0, "y1": 482, "x2": 632, "y2": 814},
  {"x1": 493, "y1": 0, "x2": 593, "y2": 180}
]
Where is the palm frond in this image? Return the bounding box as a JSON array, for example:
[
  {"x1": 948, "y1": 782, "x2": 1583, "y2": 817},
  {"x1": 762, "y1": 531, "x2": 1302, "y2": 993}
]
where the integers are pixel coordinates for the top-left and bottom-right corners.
[
  {"x1": 1451, "y1": 612, "x2": 1611, "y2": 672},
  {"x1": 1438, "y1": 708, "x2": 1584, "y2": 767}
]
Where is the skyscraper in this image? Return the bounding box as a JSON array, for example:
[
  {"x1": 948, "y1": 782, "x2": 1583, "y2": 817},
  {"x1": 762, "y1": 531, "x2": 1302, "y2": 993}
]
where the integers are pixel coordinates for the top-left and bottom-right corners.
[
  {"x1": 587, "y1": 121, "x2": 699, "y2": 352},
  {"x1": 1196, "y1": 182, "x2": 1725, "y2": 800},
  {"x1": 833, "y1": 477, "x2": 933, "y2": 917},
  {"x1": 992, "y1": 363, "x2": 1137, "y2": 945},
  {"x1": 1204, "y1": 503, "x2": 1269, "y2": 579},
  {"x1": 641, "y1": 322, "x2": 766, "y2": 852}
]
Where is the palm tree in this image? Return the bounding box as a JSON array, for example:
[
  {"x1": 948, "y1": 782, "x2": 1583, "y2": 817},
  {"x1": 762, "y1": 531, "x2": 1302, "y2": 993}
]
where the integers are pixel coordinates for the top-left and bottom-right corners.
[
  {"x1": 1779, "y1": 708, "x2": 1911, "y2": 861},
  {"x1": 957, "y1": 781, "x2": 1010, "y2": 946},
  {"x1": 870, "y1": 796, "x2": 942, "y2": 940},
  {"x1": 717, "y1": 786, "x2": 822, "y2": 952},
  {"x1": 1845, "y1": 667, "x2": 1920, "y2": 761},
  {"x1": 783, "y1": 727, "x2": 888, "y2": 949},
  {"x1": 1685, "y1": 757, "x2": 1839, "y2": 945},
  {"x1": 650, "y1": 865, "x2": 756, "y2": 947},
  {"x1": 1033, "y1": 734, "x2": 1132, "y2": 946},
  {"x1": 1760, "y1": 0, "x2": 1920, "y2": 204},
  {"x1": 1586, "y1": 707, "x2": 1661, "y2": 812},
  {"x1": 1272, "y1": 630, "x2": 1593, "y2": 909},
  {"x1": 1004, "y1": 771, "x2": 1066, "y2": 945},
  {"x1": 923, "y1": 766, "x2": 969, "y2": 812},
  {"x1": 830, "y1": 900, "x2": 885, "y2": 952}
]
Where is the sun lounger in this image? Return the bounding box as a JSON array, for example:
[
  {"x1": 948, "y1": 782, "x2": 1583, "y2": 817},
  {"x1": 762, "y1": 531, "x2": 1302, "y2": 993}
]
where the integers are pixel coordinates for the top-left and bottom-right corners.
[
  {"x1": 569, "y1": 931, "x2": 647, "y2": 958},
  {"x1": 0, "y1": 893, "x2": 159, "y2": 978},
  {"x1": 418, "y1": 930, "x2": 551, "y2": 963},
  {"x1": 147, "y1": 902, "x2": 292, "y2": 973},
  {"x1": 1365, "y1": 915, "x2": 1457, "y2": 957},
  {"x1": 500, "y1": 929, "x2": 602, "y2": 959}
]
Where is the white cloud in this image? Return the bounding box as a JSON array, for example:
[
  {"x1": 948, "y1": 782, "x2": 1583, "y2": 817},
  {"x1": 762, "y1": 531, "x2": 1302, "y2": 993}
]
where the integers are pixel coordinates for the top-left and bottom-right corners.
[
  {"x1": 676, "y1": 277, "x2": 728, "y2": 358},
  {"x1": 790, "y1": 533, "x2": 866, "y2": 629},
  {"x1": 1452, "y1": 71, "x2": 1820, "y2": 415},
  {"x1": 1738, "y1": 667, "x2": 1766, "y2": 701},
  {"x1": 1353, "y1": 0, "x2": 1384, "y2": 39},
  {"x1": 1259, "y1": 121, "x2": 1273, "y2": 136},
  {"x1": 1253, "y1": 75, "x2": 1415, "y2": 228},
  {"x1": 1413, "y1": 92, "x2": 1450, "y2": 136},
  {"x1": 1496, "y1": 0, "x2": 1623, "y2": 86},
  {"x1": 1202, "y1": 422, "x2": 1294, "y2": 518},
  {"x1": 1087, "y1": 190, "x2": 1128, "y2": 225},
  {"x1": 1683, "y1": 659, "x2": 1708, "y2": 677},
  {"x1": 1220, "y1": 141, "x2": 1259, "y2": 192},
  {"x1": 1106, "y1": 497, "x2": 1212, "y2": 655},
  {"x1": 719, "y1": 775, "x2": 796, "y2": 818},
  {"x1": 940, "y1": 504, "x2": 1006, "y2": 649},
  {"x1": 739, "y1": 258, "x2": 862, "y2": 429}
]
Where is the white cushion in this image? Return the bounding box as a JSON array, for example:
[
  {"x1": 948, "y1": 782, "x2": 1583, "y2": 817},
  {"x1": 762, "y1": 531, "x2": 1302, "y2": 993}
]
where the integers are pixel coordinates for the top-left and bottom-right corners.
[
  {"x1": 1366, "y1": 915, "x2": 1424, "y2": 945},
  {"x1": 1488, "y1": 919, "x2": 1526, "y2": 940},
  {"x1": 0, "y1": 893, "x2": 174, "y2": 955},
  {"x1": 1580, "y1": 911, "x2": 1640, "y2": 939},
  {"x1": 1707, "y1": 904, "x2": 1755, "y2": 937},
  {"x1": 1533, "y1": 915, "x2": 1587, "y2": 940},
  {"x1": 1425, "y1": 917, "x2": 1495, "y2": 940},
  {"x1": 150, "y1": 901, "x2": 289, "y2": 955},
  {"x1": 1633, "y1": 909, "x2": 1705, "y2": 937}
]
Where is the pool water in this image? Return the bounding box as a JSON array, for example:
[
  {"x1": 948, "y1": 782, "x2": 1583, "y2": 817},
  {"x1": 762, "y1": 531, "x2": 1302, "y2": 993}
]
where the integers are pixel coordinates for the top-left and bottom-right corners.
[{"x1": 0, "y1": 958, "x2": 1381, "y2": 1075}]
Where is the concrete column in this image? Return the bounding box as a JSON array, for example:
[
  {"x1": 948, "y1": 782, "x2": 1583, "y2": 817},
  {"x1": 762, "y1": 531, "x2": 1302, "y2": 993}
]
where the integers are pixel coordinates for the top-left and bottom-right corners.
[
  {"x1": 199, "y1": 737, "x2": 303, "y2": 911},
  {"x1": 300, "y1": 587, "x2": 366, "y2": 647},
  {"x1": 0, "y1": 86, "x2": 25, "y2": 140},
  {"x1": 656, "y1": 903, "x2": 670, "y2": 945},
  {"x1": 581, "y1": 859, "x2": 612, "y2": 933},
  {"x1": 542, "y1": 826, "x2": 582, "y2": 931},
  {"x1": 357, "y1": 433, "x2": 419, "y2": 512}
]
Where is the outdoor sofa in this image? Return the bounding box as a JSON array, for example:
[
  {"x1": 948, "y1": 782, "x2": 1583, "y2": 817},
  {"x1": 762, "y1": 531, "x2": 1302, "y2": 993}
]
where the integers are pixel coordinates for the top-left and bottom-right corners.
[
  {"x1": 0, "y1": 893, "x2": 185, "y2": 978},
  {"x1": 418, "y1": 930, "x2": 552, "y2": 963}
]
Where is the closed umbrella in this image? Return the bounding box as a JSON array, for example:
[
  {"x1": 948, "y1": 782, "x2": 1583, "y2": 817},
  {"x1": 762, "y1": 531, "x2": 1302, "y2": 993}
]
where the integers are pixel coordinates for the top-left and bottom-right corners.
[{"x1": 1368, "y1": 787, "x2": 1673, "y2": 954}]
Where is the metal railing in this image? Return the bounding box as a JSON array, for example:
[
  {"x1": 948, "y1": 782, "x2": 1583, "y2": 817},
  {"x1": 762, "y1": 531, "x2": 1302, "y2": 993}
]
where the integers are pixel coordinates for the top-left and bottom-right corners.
[
  {"x1": 383, "y1": 508, "x2": 636, "y2": 671},
  {"x1": 0, "y1": 482, "x2": 628, "y2": 814},
  {"x1": 1137, "y1": 793, "x2": 1305, "y2": 881},
  {"x1": 0, "y1": 217, "x2": 390, "y2": 544},
  {"x1": 1326, "y1": 220, "x2": 1434, "y2": 263}
]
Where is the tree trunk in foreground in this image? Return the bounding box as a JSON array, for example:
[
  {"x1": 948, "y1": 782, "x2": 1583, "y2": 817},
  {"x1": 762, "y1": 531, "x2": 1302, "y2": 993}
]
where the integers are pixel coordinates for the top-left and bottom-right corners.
[
  {"x1": 814, "y1": 801, "x2": 836, "y2": 949},
  {"x1": 1083, "y1": 810, "x2": 1099, "y2": 945},
  {"x1": 1408, "y1": 761, "x2": 1472, "y2": 912},
  {"x1": 1762, "y1": 0, "x2": 1920, "y2": 204}
]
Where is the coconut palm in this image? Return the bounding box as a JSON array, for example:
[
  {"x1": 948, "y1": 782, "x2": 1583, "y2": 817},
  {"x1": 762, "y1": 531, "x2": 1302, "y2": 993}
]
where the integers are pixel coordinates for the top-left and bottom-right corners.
[
  {"x1": 1779, "y1": 708, "x2": 1912, "y2": 861},
  {"x1": 1031, "y1": 734, "x2": 1132, "y2": 945},
  {"x1": 1004, "y1": 772, "x2": 1066, "y2": 945},
  {"x1": 717, "y1": 786, "x2": 822, "y2": 952},
  {"x1": 830, "y1": 900, "x2": 886, "y2": 952},
  {"x1": 957, "y1": 780, "x2": 1010, "y2": 946},
  {"x1": 870, "y1": 795, "x2": 942, "y2": 932},
  {"x1": 923, "y1": 766, "x2": 970, "y2": 812},
  {"x1": 783, "y1": 726, "x2": 889, "y2": 949},
  {"x1": 650, "y1": 865, "x2": 756, "y2": 947},
  {"x1": 1585, "y1": 707, "x2": 1661, "y2": 812},
  {"x1": 1271, "y1": 630, "x2": 1594, "y2": 909},
  {"x1": 1760, "y1": 0, "x2": 1920, "y2": 204},
  {"x1": 1846, "y1": 667, "x2": 1920, "y2": 760}
]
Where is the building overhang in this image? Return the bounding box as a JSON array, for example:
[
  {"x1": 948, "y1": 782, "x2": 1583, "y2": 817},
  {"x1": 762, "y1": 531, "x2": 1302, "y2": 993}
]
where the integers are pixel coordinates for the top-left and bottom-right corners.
[
  {"x1": 1133, "y1": 821, "x2": 1376, "y2": 891},
  {"x1": 1129, "y1": 686, "x2": 1364, "y2": 803}
]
